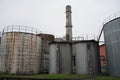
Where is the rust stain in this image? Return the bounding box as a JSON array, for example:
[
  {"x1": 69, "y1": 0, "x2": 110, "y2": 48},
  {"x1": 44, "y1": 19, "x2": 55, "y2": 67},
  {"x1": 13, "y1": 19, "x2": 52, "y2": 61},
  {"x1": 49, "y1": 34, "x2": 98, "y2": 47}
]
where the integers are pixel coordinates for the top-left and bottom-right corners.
[
  {"x1": 10, "y1": 32, "x2": 17, "y2": 71},
  {"x1": 29, "y1": 34, "x2": 33, "y2": 73},
  {"x1": 30, "y1": 34, "x2": 33, "y2": 49}
]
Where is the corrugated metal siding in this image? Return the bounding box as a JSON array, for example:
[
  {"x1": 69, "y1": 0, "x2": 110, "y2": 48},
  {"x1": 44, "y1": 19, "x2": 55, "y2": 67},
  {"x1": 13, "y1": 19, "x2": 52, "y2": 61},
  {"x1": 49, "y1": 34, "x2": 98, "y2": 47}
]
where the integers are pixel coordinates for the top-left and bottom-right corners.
[{"x1": 104, "y1": 17, "x2": 120, "y2": 76}]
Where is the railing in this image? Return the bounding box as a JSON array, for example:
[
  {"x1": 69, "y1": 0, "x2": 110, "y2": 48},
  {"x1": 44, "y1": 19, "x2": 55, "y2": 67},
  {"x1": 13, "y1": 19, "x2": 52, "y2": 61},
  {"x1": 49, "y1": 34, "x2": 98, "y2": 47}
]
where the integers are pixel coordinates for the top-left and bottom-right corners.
[
  {"x1": 103, "y1": 11, "x2": 120, "y2": 25},
  {"x1": 98, "y1": 11, "x2": 120, "y2": 41},
  {"x1": 55, "y1": 34, "x2": 98, "y2": 41},
  {"x1": 72, "y1": 34, "x2": 98, "y2": 41},
  {"x1": 2, "y1": 25, "x2": 41, "y2": 34}
]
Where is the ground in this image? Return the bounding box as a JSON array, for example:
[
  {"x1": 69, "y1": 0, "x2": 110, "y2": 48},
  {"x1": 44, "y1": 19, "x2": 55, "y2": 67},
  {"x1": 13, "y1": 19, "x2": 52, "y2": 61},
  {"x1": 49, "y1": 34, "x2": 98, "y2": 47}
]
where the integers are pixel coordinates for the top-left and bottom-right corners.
[{"x1": 0, "y1": 74, "x2": 120, "y2": 80}]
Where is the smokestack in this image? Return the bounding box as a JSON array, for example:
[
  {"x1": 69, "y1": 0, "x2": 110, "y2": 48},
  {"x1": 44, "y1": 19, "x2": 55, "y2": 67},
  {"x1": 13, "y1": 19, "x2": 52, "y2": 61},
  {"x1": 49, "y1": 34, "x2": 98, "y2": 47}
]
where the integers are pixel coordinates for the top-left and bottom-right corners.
[{"x1": 65, "y1": 5, "x2": 72, "y2": 41}]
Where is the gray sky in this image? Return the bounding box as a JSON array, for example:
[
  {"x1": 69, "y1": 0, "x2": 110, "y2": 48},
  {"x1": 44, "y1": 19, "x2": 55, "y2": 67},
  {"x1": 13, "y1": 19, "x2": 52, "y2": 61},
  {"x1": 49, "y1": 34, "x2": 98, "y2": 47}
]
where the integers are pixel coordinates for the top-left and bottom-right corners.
[{"x1": 0, "y1": 0, "x2": 120, "y2": 38}]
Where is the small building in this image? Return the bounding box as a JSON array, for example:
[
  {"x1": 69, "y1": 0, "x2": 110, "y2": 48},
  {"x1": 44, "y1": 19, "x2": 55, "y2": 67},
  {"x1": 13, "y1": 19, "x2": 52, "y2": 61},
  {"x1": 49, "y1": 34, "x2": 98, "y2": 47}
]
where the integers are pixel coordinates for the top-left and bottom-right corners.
[{"x1": 99, "y1": 44, "x2": 108, "y2": 73}]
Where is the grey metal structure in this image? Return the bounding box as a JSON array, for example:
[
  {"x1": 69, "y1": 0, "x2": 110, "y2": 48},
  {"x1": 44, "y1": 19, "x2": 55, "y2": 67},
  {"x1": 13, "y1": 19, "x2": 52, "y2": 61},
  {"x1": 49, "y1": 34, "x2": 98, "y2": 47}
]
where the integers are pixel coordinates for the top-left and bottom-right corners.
[
  {"x1": 49, "y1": 43, "x2": 57, "y2": 74},
  {"x1": 0, "y1": 26, "x2": 41, "y2": 74},
  {"x1": 104, "y1": 17, "x2": 120, "y2": 76},
  {"x1": 49, "y1": 42, "x2": 72, "y2": 74},
  {"x1": 74, "y1": 40, "x2": 100, "y2": 75}
]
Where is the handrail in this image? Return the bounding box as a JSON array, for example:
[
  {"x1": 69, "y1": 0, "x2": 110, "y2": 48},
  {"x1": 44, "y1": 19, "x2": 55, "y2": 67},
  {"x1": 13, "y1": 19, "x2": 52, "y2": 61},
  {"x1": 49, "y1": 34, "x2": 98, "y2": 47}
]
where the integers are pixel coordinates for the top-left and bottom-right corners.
[
  {"x1": 2, "y1": 25, "x2": 41, "y2": 35},
  {"x1": 98, "y1": 11, "x2": 120, "y2": 41},
  {"x1": 103, "y1": 11, "x2": 120, "y2": 25}
]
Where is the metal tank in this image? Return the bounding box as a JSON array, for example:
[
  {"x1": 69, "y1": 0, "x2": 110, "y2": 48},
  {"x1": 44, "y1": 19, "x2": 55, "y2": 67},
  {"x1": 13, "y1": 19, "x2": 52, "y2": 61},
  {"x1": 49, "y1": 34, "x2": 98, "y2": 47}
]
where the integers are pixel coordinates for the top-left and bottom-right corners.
[
  {"x1": 0, "y1": 26, "x2": 41, "y2": 74},
  {"x1": 49, "y1": 42, "x2": 72, "y2": 74},
  {"x1": 74, "y1": 40, "x2": 100, "y2": 75},
  {"x1": 49, "y1": 43, "x2": 57, "y2": 74},
  {"x1": 103, "y1": 16, "x2": 120, "y2": 76},
  {"x1": 37, "y1": 34, "x2": 54, "y2": 73}
]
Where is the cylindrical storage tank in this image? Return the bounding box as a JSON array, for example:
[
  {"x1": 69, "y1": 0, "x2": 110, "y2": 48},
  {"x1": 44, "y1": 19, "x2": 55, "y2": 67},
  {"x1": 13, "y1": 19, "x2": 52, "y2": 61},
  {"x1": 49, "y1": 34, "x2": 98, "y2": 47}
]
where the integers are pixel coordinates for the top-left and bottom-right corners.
[
  {"x1": 0, "y1": 26, "x2": 41, "y2": 74},
  {"x1": 103, "y1": 17, "x2": 120, "y2": 76},
  {"x1": 49, "y1": 42, "x2": 72, "y2": 74},
  {"x1": 37, "y1": 34, "x2": 54, "y2": 73},
  {"x1": 49, "y1": 43, "x2": 57, "y2": 74},
  {"x1": 74, "y1": 40, "x2": 100, "y2": 75}
]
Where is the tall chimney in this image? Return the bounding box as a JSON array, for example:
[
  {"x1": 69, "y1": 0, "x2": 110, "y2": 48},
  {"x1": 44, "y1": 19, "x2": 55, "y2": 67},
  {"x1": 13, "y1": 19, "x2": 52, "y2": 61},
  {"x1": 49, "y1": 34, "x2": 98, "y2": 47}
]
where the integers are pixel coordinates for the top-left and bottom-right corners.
[{"x1": 65, "y1": 5, "x2": 72, "y2": 41}]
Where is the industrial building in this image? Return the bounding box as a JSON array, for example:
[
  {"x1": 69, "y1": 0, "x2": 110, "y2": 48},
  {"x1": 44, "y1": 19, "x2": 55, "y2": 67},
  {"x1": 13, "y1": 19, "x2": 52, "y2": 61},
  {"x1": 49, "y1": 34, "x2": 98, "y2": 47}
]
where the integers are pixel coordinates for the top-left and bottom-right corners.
[
  {"x1": 0, "y1": 5, "x2": 101, "y2": 75},
  {"x1": 49, "y1": 5, "x2": 101, "y2": 75},
  {"x1": 99, "y1": 44, "x2": 107, "y2": 73},
  {"x1": 0, "y1": 3, "x2": 119, "y2": 78}
]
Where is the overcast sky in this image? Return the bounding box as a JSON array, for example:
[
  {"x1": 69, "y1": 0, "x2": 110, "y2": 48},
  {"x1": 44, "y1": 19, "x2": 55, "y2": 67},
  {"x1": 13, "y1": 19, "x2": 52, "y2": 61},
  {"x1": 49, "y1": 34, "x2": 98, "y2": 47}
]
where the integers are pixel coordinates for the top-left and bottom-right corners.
[{"x1": 0, "y1": 0, "x2": 120, "y2": 39}]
